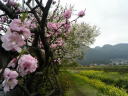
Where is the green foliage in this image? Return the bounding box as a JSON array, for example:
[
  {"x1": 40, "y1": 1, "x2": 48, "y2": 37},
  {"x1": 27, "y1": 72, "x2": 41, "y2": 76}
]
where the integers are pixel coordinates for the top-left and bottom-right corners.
[{"x1": 20, "y1": 13, "x2": 28, "y2": 21}]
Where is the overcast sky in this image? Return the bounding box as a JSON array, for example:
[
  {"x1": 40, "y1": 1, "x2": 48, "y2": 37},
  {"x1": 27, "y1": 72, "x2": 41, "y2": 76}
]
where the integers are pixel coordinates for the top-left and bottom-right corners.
[{"x1": 61, "y1": 0, "x2": 128, "y2": 47}]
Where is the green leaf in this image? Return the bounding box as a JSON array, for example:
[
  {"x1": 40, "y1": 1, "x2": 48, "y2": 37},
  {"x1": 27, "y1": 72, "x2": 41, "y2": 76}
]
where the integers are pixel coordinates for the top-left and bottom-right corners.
[{"x1": 20, "y1": 13, "x2": 28, "y2": 22}]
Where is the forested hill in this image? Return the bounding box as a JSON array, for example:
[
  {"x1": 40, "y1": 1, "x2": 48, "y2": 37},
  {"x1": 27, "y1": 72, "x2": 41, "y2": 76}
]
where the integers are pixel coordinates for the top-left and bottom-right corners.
[{"x1": 79, "y1": 43, "x2": 128, "y2": 65}]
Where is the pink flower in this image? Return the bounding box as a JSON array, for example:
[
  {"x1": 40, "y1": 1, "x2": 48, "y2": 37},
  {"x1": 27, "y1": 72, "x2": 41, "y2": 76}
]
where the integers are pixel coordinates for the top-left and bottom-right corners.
[
  {"x1": 1, "y1": 30, "x2": 25, "y2": 52},
  {"x1": 63, "y1": 9, "x2": 72, "y2": 19},
  {"x1": 10, "y1": 19, "x2": 31, "y2": 39},
  {"x1": 2, "y1": 68, "x2": 18, "y2": 92},
  {"x1": 3, "y1": 68, "x2": 18, "y2": 80},
  {"x1": 17, "y1": 54, "x2": 38, "y2": 77},
  {"x1": 78, "y1": 10, "x2": 85, "y2": 17}
]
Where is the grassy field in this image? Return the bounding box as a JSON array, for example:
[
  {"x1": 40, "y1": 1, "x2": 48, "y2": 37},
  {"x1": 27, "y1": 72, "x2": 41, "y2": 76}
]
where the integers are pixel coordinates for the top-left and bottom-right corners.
[
  {"x1": 62, "y1": 71, "x2": 100, "y2": 96},
  {"x1": 62, "y1": 66, "x2": 128, "y2": 96},
  {"x1": 69, "y1": 65, "x2": 128, "y2": 73}
]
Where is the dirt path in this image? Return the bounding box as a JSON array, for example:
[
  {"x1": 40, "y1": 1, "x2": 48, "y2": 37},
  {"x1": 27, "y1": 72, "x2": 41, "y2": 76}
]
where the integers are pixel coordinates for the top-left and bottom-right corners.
[{"x1": 71, "y1": 80, "x2": 87, "y2": 96}]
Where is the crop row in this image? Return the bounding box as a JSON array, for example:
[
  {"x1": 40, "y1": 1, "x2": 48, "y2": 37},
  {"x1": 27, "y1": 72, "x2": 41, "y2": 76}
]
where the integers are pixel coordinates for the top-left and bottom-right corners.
[
  {"x1": 73, "y1": 65, "x2": 128, "y2": 73},
  {"x1": 80, "y1": 70, "x2": 128, "y2": 91},
  {"x1": 70, "y1": 72, "x2": 128, "y2": 96}
]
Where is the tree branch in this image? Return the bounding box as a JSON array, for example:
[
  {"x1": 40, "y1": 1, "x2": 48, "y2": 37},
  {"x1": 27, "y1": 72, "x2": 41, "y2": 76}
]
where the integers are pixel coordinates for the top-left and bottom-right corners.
[
  {"x1": 0, "y1": 1, "x2": 15, "y2": 19},
  {"x1": 35, "y1": 0, "x2": 44, "y2": 11}
]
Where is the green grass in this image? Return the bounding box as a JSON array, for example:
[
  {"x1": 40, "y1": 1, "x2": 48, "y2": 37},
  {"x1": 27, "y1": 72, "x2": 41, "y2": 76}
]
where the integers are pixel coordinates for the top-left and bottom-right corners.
[{"x1": 62, "y1": 71, "x2": 100, "y2": 96}]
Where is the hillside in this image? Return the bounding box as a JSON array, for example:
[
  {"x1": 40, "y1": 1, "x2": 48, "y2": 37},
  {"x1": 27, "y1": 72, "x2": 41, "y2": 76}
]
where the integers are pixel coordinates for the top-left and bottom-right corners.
[{"x1": 79, "y1": 43, "x2": 128, "y2": 65}]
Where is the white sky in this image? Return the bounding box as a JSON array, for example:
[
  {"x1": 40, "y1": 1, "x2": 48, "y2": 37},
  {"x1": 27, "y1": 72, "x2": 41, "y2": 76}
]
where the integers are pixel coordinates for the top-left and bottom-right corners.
[{"x1": 60, "y1": 0, "x2": 128, "y2": 47}]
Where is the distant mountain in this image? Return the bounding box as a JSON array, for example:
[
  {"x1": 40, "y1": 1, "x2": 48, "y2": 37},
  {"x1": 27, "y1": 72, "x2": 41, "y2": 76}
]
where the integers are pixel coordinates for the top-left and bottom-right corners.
[{"x1": 79, "y1": 43, "x2": 128, "y2": 65}]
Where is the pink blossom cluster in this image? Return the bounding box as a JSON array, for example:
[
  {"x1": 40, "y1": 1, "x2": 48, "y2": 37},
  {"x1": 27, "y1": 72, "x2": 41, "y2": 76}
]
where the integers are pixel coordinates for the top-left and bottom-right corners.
[
  {"x1": 47, "y1": 9, "x2": 85, "y2": 49},
  {"x1": 10, "y1": 19, "x2": 32, "y2": 39},
  {"x1": 1, "y1": 19, "x2": 36, "y2": 52},
  {"x1": 47, "y1": 9, "x2": 85, "y2": 39},
  {"x1": 2, "y1": 54, "x2": 38, "y2": 92},
  {"x1": 47, "y1": 22, "x2": 61, "y2": 37},
  {"x1": 47, "y1": 22, "x2": 59, "y2": 31},
  {"x1": 47, "y1": 22, "x2": 71, "y2": 37},
  {"x1": 51, "y1": 38, "x2": 64, "y2": 48},
  {"x1": 2, "y1": 68, "x2": 18, "y2": 92}
]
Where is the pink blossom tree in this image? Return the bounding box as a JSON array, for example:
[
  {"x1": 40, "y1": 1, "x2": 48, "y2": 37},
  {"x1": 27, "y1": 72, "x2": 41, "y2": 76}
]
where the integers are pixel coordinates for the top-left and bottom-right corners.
[{"x1": 0, "y1": 0, "x2": 85, "y2": 96}]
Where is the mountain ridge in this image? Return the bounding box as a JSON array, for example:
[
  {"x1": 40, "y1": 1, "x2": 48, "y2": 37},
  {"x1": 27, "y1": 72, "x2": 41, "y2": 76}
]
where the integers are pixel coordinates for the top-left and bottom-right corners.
[{"x1": 79, "y1": 43, "x2": 128, "y2": 65}]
